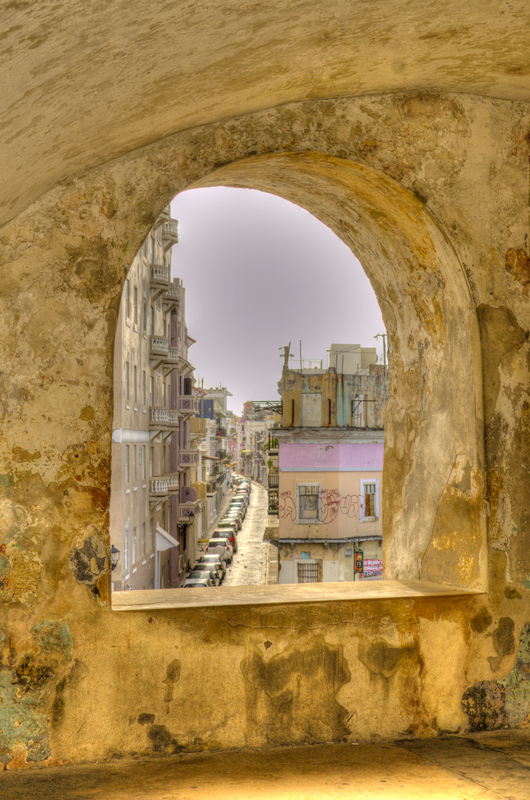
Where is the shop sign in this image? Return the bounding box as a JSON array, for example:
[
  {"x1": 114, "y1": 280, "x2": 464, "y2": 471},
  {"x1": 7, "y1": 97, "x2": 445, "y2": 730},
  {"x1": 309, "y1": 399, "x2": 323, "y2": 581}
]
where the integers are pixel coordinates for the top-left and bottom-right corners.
[{"x1": 364, "y1": 558, "x2": 383, "y2": 577}]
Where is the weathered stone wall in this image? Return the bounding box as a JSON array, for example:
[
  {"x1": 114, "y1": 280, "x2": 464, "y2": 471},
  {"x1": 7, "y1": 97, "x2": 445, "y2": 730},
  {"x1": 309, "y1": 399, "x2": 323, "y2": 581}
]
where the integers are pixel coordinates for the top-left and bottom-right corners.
[{"x1": 1, "y1": 92, "x2": 530, "y2": 767}]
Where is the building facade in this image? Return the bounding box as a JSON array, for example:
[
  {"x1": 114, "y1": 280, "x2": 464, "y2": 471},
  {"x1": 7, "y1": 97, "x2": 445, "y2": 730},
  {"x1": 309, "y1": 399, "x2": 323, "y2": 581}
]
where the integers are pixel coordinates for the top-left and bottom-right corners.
[
  {"x1": 273, "y1": 344, "x2": 387, "y2": 584},
  {"x1": 110, "y1": 209, "x2": 202, "y2": 591}
]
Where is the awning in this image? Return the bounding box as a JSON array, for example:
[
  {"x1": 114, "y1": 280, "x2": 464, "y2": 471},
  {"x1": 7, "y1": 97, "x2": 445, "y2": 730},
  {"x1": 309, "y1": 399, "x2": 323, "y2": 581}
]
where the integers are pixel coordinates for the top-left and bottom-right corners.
[
  {"x1": 202, "y1": 454, "x2": 219, "y2": 460},
  {"x1": 155, "y1": 525, "x2": 179, "y2": 552}
]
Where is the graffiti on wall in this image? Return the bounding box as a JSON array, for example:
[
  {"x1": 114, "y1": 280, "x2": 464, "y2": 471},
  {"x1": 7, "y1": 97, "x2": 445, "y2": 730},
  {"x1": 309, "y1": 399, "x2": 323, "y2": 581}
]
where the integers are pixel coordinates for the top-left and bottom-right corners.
[{"x1": 279, "y1": 489, "x2": 362, "y2": 523}]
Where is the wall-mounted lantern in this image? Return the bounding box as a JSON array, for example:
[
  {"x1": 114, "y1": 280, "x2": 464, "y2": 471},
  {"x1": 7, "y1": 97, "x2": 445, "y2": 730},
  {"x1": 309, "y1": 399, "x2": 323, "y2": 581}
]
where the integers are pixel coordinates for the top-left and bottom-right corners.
[{"x1": 111, "y1": 545, "x2": 120, "y2": 571}]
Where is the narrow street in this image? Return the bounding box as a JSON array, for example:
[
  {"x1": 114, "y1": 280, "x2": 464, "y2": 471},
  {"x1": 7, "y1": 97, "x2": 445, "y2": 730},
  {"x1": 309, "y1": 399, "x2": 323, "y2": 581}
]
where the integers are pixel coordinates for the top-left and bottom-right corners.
[{"x1": 223, "y1": 482, "x2": 269, "y2": 586}]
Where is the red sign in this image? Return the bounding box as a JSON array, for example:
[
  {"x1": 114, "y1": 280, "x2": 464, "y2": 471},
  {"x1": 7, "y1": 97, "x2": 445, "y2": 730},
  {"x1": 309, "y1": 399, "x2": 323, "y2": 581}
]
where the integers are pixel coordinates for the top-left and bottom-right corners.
[{"x1": 355, "y1": 552, "x2": 363, "y2": 572}]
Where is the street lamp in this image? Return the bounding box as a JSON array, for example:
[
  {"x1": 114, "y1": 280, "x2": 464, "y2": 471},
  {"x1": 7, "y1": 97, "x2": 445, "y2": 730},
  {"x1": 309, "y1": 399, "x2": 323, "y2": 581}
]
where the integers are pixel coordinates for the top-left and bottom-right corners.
[{"x1": 110, "y1": 545, "x2": 120, "y2": 571}]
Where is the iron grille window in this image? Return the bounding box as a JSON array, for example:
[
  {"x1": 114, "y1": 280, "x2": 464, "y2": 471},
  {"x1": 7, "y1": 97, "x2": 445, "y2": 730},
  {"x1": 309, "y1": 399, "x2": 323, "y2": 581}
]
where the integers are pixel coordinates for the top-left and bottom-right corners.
[
  {"x1": 298, "y1": 484, "x2": 320, "y2": 520},
  {"x1": 297, "y1": 561, "x2": 321, "y2": 583}
]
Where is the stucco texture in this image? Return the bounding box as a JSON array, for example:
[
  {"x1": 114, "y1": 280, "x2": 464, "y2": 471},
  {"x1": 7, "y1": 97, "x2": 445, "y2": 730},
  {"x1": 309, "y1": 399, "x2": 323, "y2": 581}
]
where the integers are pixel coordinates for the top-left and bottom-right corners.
[{"x1": 1, "y1": 20, "x2": 530, "y2": 766}]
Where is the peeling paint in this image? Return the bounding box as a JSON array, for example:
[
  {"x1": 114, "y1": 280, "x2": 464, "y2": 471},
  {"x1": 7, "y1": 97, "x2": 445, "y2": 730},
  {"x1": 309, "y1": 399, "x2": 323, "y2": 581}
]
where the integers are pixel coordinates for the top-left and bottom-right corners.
[
  {"x1": 32, "y1": 621, "x2": 73, "y2": 663},
  {"x1": 462, "y1": 623, "x2": 530, "y2": 730},
  {"x1": 68, "y1": 530, "x2": 108, "y2": 587}
]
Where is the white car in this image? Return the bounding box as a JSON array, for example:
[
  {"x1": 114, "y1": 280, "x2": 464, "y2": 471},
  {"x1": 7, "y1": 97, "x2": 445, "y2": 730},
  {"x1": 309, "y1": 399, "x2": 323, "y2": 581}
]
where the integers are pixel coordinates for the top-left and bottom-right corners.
[{"x1": 207, "y1": 538, "x2": 234, "y2": 562}]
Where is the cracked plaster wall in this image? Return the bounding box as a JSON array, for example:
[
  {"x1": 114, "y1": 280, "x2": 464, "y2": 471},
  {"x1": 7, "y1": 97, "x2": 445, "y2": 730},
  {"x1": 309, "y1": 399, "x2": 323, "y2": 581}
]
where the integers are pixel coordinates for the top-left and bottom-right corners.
[{"x1": 0, "y1": 92, "x2": 530, "y2": 766}]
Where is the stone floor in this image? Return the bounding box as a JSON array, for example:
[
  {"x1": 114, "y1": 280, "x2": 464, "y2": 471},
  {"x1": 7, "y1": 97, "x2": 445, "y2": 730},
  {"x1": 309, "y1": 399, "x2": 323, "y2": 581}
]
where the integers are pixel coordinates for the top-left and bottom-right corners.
[{"x1": 2, "y1": 730, "x2": 529, "y2": 800}]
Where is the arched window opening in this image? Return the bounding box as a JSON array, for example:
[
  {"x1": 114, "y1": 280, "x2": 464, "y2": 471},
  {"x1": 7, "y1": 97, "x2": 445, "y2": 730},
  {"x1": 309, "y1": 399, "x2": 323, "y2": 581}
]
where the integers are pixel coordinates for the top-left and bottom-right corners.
[{"x1": 110, "y1": 187, "x2": 387, "y2": 597}]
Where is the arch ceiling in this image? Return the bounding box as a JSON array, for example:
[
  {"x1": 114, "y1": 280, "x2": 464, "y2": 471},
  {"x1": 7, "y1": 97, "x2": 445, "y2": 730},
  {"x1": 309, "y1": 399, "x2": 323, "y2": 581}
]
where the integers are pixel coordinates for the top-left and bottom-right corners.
[{"x1": 2, "y1": 1, "x2": 530, "y2": 226}]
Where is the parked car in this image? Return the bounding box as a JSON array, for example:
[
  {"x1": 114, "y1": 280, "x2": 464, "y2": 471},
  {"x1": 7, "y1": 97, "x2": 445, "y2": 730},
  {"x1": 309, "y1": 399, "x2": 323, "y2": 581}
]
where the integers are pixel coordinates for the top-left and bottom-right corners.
[
  {"x1": 196, "y1": 555, "x2": 226, "y2": 579},
  {"x1": 228, "y1": 498, "x2": 246, "y2": 513},
  {"x1": 223, "y1": 511, "x2": 242, "y2": 529},
  {"x1": 216, "y1": 520, "x2": 238, "y2": 536},
  {"x1": 183, "y1": 577, "x2": 213, "y2": 588},
  {"x1": 197, "y1": 562, "x2": 224, "y2": 582},
  {"x1": 207, "y1": 538, "x2": 233, "y2": 562},
  {"x1": 188, "y1": 569, "x2": 220, "y2": 586},
  {"x1": 211, "y1": 529, "x2": 237, "y2": 552}
]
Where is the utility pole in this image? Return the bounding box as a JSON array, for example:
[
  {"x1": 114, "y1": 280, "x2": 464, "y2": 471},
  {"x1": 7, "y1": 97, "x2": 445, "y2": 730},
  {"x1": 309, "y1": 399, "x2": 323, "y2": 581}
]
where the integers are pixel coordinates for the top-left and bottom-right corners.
[{"x1": 374, "y1": 333, "x2": 387, "y2": 376}]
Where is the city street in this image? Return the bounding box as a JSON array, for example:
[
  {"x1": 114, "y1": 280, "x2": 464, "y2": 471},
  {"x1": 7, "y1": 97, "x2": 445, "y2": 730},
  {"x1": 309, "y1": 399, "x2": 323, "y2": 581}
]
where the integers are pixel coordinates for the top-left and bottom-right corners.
[{"x1": 223, "y1": 482, "x2": 269, "y2": 586}]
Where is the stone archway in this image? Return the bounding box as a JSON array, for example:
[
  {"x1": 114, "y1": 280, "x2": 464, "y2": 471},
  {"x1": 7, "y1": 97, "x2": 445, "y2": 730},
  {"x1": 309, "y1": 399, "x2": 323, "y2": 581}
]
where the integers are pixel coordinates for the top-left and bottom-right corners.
[{"x1": 0, "y1": 94, "x2": 494, "y2": 765}]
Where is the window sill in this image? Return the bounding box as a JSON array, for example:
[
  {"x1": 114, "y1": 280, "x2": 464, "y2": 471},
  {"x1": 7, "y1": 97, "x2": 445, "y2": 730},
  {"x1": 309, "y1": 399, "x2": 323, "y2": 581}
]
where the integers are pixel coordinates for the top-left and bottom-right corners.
[{"x1": 112, "y1": 579, "x2": 483, "y2": 612}]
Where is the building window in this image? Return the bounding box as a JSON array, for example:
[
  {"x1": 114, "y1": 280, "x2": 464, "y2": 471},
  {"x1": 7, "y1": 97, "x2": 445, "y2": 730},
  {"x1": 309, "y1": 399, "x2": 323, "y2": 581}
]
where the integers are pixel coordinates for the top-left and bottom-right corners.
[
  {"x1": 143, "y1": 296, "x2": 147, "y2": 335},
  {"x1": 150, "y1": 235, "x2": 155, "y2": 264},
  {"x1": 125, "y1": 279, "x2": 130, "y2": 320},
  {"x1": 296, "y1": 484, "x2": 321, "y2": 523},
  {"x1": 124, "y1": 527, "x2": 129, "y2": 573},
  {"x1": 149, "y1": 446, "x2": 154, "y2": 477},
  {"x1": 161, "y1": 564, "x2": 166, "y2": 587},
  {"x1": 297, "y1": 560, "x2": 321, "y2": 583},
  {"x1": 352, "y1": 394, "x2": 366, "y2": 427},
  {"x1": 150, "y1": 306, "x2": 154, "y2": 335},
  {"x1": 162, "y1": 446, "x2": 166, "y2": 474},
  {"x1": 139, "y1": 445, "x2": 145, "y2": 479},
  {"x1": 360, "y1": 479, "x2": 379, "y2": 522},
  {"x1": 162, "y1": 382, "x2": 166, "y2": 407},
  {"x1": 132, "y1": 526, "x2": 137, "y2": 564},
  {"x1": 141, "y1": 522, "x2": 146, "y2": 556},
  {"x1": 149, "y1": 517, "x2": 154, "y2": 550},
  {"x1": 132, "y1": 445, "x2": 137, "y2": 482},
  {"x1": 142, "y1": 370, "x2": 146, "y2": 406},
  {"x1": 124, "y1": 361, "x2": 129, "y2": 401},
  {"x1": 133, "y1": 365, "x2": 137, "y2": 404},
  {"x1": 133, "y1": 286, "x2": 138, "y2": 327},
  {"x1": 149, "y1": 376, "x2": 154, "y2": 407},
  {"x1": 125, "y1": 445, "x2": 129, "y2": 483}
]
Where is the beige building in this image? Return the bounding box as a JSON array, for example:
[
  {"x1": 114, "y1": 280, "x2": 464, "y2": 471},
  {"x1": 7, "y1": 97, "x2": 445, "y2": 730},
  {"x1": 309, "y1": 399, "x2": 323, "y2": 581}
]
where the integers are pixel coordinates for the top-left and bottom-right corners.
[{"x1": 110, "y1": 208, "x2": 202, "y2": 591}]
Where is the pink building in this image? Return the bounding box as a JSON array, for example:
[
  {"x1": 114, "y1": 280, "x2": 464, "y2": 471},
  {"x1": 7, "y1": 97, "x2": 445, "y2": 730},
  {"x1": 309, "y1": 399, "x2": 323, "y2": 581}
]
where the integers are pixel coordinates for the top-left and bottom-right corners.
[{"x1": 273, "y1": 346, "x2": 386, "y2": 584}]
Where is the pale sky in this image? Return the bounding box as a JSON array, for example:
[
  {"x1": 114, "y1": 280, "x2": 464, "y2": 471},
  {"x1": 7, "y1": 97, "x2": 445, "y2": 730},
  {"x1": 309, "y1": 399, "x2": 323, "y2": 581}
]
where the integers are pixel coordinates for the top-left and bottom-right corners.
[{"x1": 170, "y1": 187, "x2": 386, "y2": 417}]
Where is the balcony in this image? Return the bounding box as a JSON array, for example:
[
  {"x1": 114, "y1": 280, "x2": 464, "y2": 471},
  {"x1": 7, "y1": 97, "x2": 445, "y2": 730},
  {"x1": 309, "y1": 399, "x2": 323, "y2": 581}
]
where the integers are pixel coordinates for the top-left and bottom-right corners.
[
  {"x1": 268, "y1": 472, "x2": 279, "y2": 488},
  {"x1": 150, "y1": 265, "x2": 170, "y2": 299},
  {"x1": 150, "y1": 336, "x2": 169, "y2": 356},
  {"x1": 179, "y1": 395, "x2": 201, "y2": 416},
  {"x1": 179, "y1": 484, "x2": 198, "y2": 523},
  {"x1": 149, "y1": 472, "x2": 179, "y2": 499},
  {"x1": 150, "y1": 336, "x2": 169, "y2": 370},
  {"x1": 162, "y1": 219, "x2": 179, "y2": 250},
  {"x1": 162, "y1": 282, "x2": 180, "y2": 310},
  {"x1": 179, "y1": 449, "x2": 200, "y2": 468},
  {"x1": 149, "y1": 407, "x2": 179, "y2": 435},
  {"x1": 216, "y1": 449, "x2": 227, "y2": 461},
  {"x1": 267, "y1": 435, "x2": 279, "y2": 454},
  {"x1": 216, "y1": 427, "x2": 227, "y2": 438}
]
